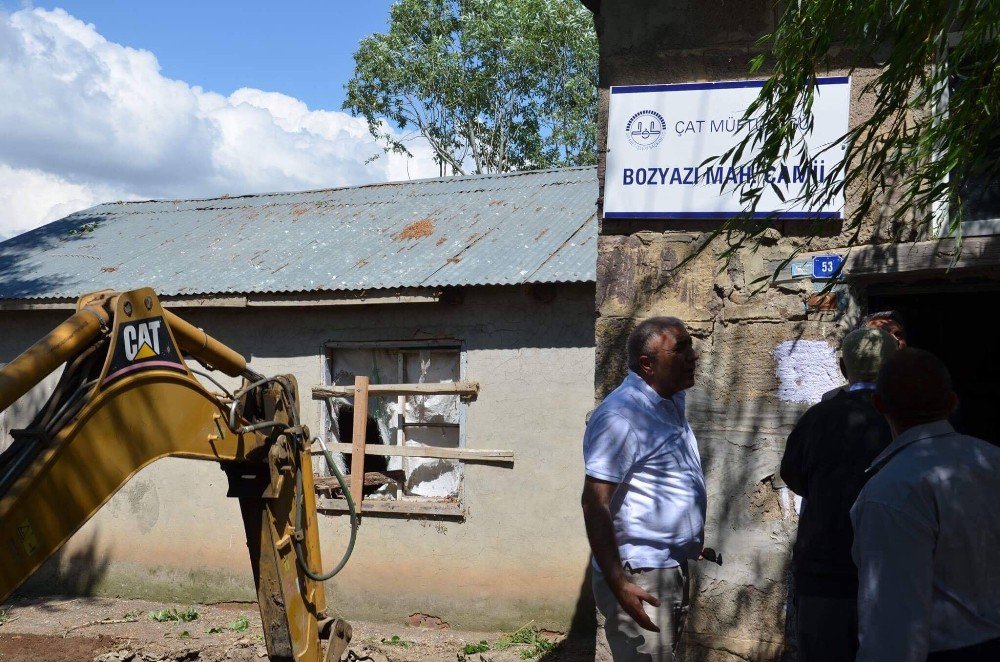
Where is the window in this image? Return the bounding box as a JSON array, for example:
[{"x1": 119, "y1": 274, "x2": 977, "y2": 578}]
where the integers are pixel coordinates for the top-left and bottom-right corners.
[
  {"x1": 316, "y1": 341, "x2": 465, "y2": 516},
  {"x1": 934, "y1": 33, "x2": 1000, "y2": 237},
  {"x1": 950, "y1": 67, "x2": 1000, "y2": 234}
]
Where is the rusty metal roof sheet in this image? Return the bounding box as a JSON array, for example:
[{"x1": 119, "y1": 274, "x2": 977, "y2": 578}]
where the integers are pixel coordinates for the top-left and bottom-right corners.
[{"x1": 0, "y1": 167, "x2": 597, "y2": 300}]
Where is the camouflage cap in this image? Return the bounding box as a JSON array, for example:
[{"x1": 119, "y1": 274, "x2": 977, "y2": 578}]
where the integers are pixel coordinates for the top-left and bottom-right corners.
[{"x1": 842, "y1": 327, "x2": 898, "y2": 383}]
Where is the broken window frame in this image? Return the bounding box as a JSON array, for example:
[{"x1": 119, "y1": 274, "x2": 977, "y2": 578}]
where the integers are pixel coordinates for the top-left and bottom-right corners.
[{"x1": 316, "y1": 339, "x2": 467, "y2": 518}]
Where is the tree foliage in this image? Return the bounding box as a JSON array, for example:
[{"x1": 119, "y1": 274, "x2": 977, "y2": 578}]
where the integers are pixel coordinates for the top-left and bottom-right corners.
[
  {"x1": 712, "y1": 0, "x2": 999, "y2": 262},
  {"x1": 344, "y1": 0, "x2": 598, "y2": 175}
]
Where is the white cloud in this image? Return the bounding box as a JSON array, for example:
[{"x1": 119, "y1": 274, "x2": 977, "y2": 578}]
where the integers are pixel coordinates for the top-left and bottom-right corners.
[
  {"x1": 0, "y1": 7, "x2": 438, "y2": 238},
  {"x1": 0, "y1": 164, "x2": 128, "y2": 238}
]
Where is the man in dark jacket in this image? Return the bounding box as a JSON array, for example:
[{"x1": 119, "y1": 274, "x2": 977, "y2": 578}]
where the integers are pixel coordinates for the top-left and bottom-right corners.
[{"x1": 780, "y1": 328, "x2": 897, "y2": 661}]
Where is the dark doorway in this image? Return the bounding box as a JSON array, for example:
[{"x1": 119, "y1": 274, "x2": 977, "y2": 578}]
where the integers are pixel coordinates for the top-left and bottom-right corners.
[{"x1": 869, "y1": 286, "x2": 1000, "y2": 445}]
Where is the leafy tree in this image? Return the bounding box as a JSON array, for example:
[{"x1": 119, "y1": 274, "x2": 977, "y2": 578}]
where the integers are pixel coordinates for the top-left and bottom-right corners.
[
  {"x1": 344, "y1": 0, "x2": 598, "y2": 175},
  {"x1": 711, "y1": 0, "x2": 998, "y2": 260}
]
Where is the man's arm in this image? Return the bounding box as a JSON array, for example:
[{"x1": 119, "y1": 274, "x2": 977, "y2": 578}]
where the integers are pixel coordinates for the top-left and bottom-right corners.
[
  {"x1": 581, "y1": 476, "x2": 660, "y2": 632},
  {"x1": 852, "y1": 499, "x2": 935, "y2": 662}
]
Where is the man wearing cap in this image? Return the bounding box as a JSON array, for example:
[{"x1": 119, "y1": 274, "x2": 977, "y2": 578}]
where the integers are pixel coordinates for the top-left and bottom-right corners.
[
  {"x1": 780, "y1": 328, "x2": 897, "y2": 661},
  {"x1": 821, "y1": 311, "x2": 907, "y2": 401},
  {"x1": 852, "y1": 349, "x2": 1000, "y2": 661}
]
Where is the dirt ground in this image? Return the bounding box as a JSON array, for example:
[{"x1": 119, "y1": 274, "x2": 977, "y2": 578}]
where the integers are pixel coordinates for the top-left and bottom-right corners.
[{"x1": 0, "y1": 596, "x2": 594, "y2": 661}]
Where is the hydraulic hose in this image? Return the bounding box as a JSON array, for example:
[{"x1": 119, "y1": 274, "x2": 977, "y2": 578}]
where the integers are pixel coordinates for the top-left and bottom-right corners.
[
  {"x1": 292, "y1": 435, "x2": 358, "y2": 581},
  {"x1": 236, "y1": 375, "x2": 358, "y2": 580}
]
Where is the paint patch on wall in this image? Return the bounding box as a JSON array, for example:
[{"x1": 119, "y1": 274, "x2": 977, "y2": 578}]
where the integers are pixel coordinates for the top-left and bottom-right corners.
[{"x1": 773, "y1": 339, "x2": 841, "y2": 403}]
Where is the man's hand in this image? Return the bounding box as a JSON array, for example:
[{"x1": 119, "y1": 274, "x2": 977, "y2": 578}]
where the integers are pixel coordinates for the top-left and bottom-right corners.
[
  {"x1": 582, "y1": 476, "x2": 662, "y2": 632},
  {"x1": 611, "y1": 579, "x2": 661, "y2": 632}
]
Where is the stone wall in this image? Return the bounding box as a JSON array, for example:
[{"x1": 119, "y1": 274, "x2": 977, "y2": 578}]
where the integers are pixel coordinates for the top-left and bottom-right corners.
[
  {"x1": 596, "y1": 230, "x2": 848, "y2": 661},
  {"x1": 590, "y1": 2, "x2": 870, "y2": 660},
  {"x1": 591, "y1": 1, "x2": 1000, "y2": 658}
]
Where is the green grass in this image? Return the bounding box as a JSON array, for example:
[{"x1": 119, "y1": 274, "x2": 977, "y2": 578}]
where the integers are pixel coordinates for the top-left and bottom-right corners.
[
  {"x1": 206, "y1": 615, "x2": 250, "y2": 634},
  {"x1": 227, "y1": 616, "x2": 250, "y2": 633},
  {"x1": 149, "y1": 607, "x2": 199, "y2": 623},
  {"x1": 380, "y1": 635, "x2": 412, "y2": 648},
  {"x1": 491, "y1": 623, "x2": 555, "y2": 659},
  {"x1": 463, "y1": 640, "x2": 491, "y2": 654}
]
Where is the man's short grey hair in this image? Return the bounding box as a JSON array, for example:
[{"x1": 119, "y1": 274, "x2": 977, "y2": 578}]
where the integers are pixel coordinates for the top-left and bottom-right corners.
[
  {"x1": 842, "y1": 327, "x2": 897, "y2": 383},
  {"x1": 627, "y1": 317, "x2": 685, "y2": 372}
]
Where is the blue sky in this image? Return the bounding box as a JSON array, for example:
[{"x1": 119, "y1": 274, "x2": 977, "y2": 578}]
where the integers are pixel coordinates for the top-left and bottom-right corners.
[
  {"x1": 17, "y1": 1, "x2": 396, "y2": 111},
  {"x1": 0, "y1": 2, "x2": 439, "y2": 238}
]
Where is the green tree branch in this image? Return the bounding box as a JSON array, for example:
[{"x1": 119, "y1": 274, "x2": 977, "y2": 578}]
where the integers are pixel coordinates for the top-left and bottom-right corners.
[
  {"x1": 343, "y1": 0, "x2": 598, "y2": 175},
  {"x1": 705, "y1": 0, "x2": 998, "y2": 276}
]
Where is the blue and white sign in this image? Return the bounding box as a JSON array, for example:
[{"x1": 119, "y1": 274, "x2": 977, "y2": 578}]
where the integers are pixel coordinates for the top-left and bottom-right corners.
[
  {"x1": 812, "y1": 255, "x2": 844, "y2": 280},
  {"x1": 604, "y1": 77, "x2": 851, "y2": 219}
]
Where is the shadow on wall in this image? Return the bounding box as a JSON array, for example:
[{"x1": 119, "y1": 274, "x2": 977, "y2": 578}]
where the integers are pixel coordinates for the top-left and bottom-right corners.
[
  {"x1": 538, "y1": 565, "x2": 599, "y2": 661},
  {"x1": 172, "y1": 284, "x2": 598, "y2": 363},
  {"x1": 574, "y1": 226, "x2": 1000, "y2": 660},
  {"x1": 571, "y1": 230, "x2": 839, "y2": 661},
  {"x1": 13, "y1": 538, "x2": 112, "y2": 603},
  {"x1": 0, "y1": 378, "x2": 57, "y2": 454}
]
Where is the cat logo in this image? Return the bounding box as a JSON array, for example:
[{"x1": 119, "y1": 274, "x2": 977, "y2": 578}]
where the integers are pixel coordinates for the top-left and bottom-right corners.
[
  {"x1": 123, "y1": 320, "x2": 162, "y2": 361},
  {"x1": 102, "y1": 315, "x2": 186, "y2": 385}
]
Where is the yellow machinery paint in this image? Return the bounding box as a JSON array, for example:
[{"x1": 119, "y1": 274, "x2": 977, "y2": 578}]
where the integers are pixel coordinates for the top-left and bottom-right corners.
[{"x1": 0, "y1": 289, "x2": 353, "y2": 661}]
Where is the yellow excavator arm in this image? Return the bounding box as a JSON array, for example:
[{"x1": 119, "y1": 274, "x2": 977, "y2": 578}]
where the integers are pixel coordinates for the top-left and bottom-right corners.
[{"x1": 0, "y1": 288, "x2": 353, "y2": 661}]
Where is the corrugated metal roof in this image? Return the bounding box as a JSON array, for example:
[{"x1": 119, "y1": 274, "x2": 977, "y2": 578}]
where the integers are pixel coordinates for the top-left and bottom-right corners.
[{"x1": 0, "y1": 167, "x2": 597, "y2": 300}]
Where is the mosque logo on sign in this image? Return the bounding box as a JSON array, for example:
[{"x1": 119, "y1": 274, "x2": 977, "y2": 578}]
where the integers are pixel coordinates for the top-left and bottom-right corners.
[{"x1": 625, "y1": 110, "x2": 666, "y2": 150}]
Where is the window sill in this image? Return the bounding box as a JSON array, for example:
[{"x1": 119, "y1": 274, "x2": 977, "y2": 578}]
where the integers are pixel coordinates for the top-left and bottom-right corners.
[{"x1": 316, "y1": 497, "x2": 465, "y2": 519}]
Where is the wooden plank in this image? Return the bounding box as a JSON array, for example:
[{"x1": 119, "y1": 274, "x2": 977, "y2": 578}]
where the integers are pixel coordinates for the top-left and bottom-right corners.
[
  {"x1": 349, "y1": 376, "x2": 369, "y2": 507},
  {"x1": 312, "y1": 381, "x2": 479, "y2": 399},
  {"x1": 316, "y1": 497, "x2": 464, "y2": 518},
  {"x1": 395, "y1": 357, "x2": 406, "y2": 501},
  {"x1": 843, "y1": 237, "x2": 1000, "y2": 278},
  {"x1": 327, "y1": 442, "x2": 513, "y2": 463},
  {"x1": 314, "y1": 471, "x2": 404, "y2": 491}
]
